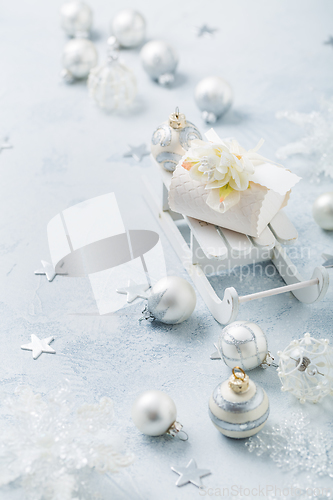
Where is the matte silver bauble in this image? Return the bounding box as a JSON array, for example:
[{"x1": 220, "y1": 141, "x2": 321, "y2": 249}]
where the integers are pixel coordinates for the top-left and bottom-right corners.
[
  {"x1": 140, "y1": 40, "x2": 178, "y2": 85},
  {"x1": 313, "y1": 192, "x2": 333, "y2": 230},
  {"x1": 60, "y1": 1, "x2": 93, "y2": 37},
  {"x1": 141, "y1": 276, "x2": 196, "y2": 324},
  {"x1": 111, "y1": 9, "x2": 146, "y2": 48},
  {"x1": 132, "y1": 390, "x2": 178, "y2": 436},
  {"x1": 88, "y1": 59, "x2": 136, "y2": 111},
  {"x1": 62, "y1": 38, "x2": 98, "y2": 82},
  {"x1": 217, "y1": 321, "x2": 269, "y2": 371},
  {"x1": 151, "y1": 108, "x2": 202, "y2": 172},
  {"x1": 209, "y1": 367, "x2": 270, "y2": 439},
  {"x1": 194, "y1": 76, "x2": 232, "y2": 123}
]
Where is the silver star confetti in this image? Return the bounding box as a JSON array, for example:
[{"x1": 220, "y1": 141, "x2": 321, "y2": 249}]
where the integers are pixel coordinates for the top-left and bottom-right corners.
[
  {"x1": 196, "y1": 24, "x2": 218, "y2": 37},
  {"x1": 123, "y1": 144, "x2": 149, "y2": 162},
  {"x1": 324, "y1": 36, "x2": 333, "y2": 46},
  {"x1": 21, "y1": 334, "x2": 56, "y2": 360},
  {"x1": 34, "y1": 260, "x2": 57, "y2": 282},
  {"x1": 116, "y1": 279, "x2": 150, "y2": 303},
  {"x1": 0, "y1": 137, "x2": 13, "y2": 153},
  {"x1": 171, "y1": 459, "x2": 211, "y2": 488},
  {"x1": 322, "y1": 253, "x2": 333, "y2": 268}
]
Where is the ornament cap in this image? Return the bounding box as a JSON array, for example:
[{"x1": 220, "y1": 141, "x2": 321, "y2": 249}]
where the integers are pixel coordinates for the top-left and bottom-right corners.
[
  {"x1": 228, "y1": 366, "x2": 250, "y2": 393},
  {"x1": 166, "y1": 421, "x2": 188, "y2": 441},
  {"x1": 169, "y1": 107, "x2": 186, "y2": 129}
]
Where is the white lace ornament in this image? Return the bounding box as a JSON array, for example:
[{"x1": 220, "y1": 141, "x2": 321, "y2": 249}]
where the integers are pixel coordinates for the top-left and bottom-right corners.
[
  {"x1": 88, "y1": 37, "x2": 136, "y2": 112},
  {"x1": 277, "y1": 332, "x2": 333, "y2": 404},
  {"x1": 0, "y1": 382, "x2": 133, "y2": 499}
]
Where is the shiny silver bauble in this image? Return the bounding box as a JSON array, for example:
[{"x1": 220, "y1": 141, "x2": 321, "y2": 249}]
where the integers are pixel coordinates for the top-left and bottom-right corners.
[
  {"x1": 132, "y1": 390, "x2": 177, "y2": 436},
  {"x1": 60, "y1": 1, "x2": 93, "y2": 37},
  {"x1": 111, "y1": 9, "x2": 146, "y2": 48},
  {"x1": 88, "y1": 59, "x2": 137, "y2": 111},
  {"x1": 194, "y1": 76, "x2": 233, "y2": 123},
  {"x1": 140, "y1": 40, "x2": 178, "y2": 85},
  {"x1": 62, "y1": 38, "x2": 98, "y2": 82},
  {"x1": 143, "y1": 276, "x2": 196, "y2": 324},
  {"x1": 313, "y1": 192, "x2": 333, "y2": 230}
]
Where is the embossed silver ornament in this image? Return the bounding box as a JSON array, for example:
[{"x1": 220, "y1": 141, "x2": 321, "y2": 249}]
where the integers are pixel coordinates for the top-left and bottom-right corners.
[
  {"x1": 88, "y1": 38, "x2": 136, "y2": 111},
  {"x1": 60, "y1": 1, "x2": 93, "y2": 37},
  {"x1": 62, "y1": 37, "x2": 98, "y2": 82},
  {"x1": 151, "y1": 108, "x2": 202, "y2": 172},
  {"x1": 313, "y1": 192, "x2": 333, "y2": 230},
  {"x1": 194, "y1": 76, "x2": 232, "y2": 123},
  {"x1": 140, "y1": 40, "x2": 178, "y2": 85},
  {"x1": 209, "y1": 367, "x2": 270, "y2": 439},
  {"x1": 110, "y1": 9, "x2": 145, "y2": 48},
  {"x1": 141, "y1": 276, "x2": 196, "y2": 324}
]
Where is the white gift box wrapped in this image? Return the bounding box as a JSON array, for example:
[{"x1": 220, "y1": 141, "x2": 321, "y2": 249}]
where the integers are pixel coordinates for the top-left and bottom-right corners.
[{"x1": 168, "y1": 130, "x2": 300, "y2": 238}]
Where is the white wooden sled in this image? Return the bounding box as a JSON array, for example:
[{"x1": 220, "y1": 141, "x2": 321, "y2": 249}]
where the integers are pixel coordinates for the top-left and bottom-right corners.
[{"x1": 142, "y1": 160, "x2": 329, "y2": 324}]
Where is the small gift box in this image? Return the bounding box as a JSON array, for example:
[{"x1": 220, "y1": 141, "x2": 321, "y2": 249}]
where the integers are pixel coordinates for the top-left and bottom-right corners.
[{"x1": 169, "y1": 130, "x2": 301, "y2": 237}]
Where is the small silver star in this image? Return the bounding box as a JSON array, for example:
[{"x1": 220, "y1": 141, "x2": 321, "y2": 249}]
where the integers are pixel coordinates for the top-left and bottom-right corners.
[
  {"x1": 322, "y1": 253, "x2": 333, "y2": 268},
  {"x1": 21, "y1": 334, "x2": 56, "y2": 360},
  {"x1": 171, "y1": 459, "x2": 211, "y2": 488},
  {"x1": 210, "y1": 343, "x2": 221, "y2": 360},
  {"x1": 324, "y1": 36, "x2": 333, "y2": 46},
  {"x1": 35, "y1": 260, "x2": 57, "y2": 282},
  {"x1": 196, "y1": 24, "x2": 218, "y2": 37},
  {"x1": 0, "y1": 137, "x2": 13, "y2": 153},
  {"x1": 124, "y1": 144, "x2": 150, "y2": 162},
  {"x1": 116, "y1": 279, "x2": 150, "y2": 303}
]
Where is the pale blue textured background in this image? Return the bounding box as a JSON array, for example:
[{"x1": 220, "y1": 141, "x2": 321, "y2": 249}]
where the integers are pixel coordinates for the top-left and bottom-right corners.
[{"x1": 1, "y1": 0, "x2": 333, "y2": 498}]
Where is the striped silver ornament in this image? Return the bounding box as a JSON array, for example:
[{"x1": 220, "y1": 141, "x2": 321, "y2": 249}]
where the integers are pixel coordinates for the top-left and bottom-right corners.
[{"x1": 209, "y1": 368, "x2": 269, "y2": 439}]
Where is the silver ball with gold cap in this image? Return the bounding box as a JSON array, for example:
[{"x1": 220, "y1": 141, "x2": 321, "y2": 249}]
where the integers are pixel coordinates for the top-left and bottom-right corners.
[
  {"x1": 209, "y1": 367, "x2": 270, "y2": 439},
  {"x1": 151, "y1": 107, "x2": 202, "y2": 173}
]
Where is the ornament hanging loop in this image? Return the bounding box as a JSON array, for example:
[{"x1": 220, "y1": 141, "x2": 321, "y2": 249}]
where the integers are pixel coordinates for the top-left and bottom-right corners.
[
  {"x1": 177, "y1": 430, "x2": 189, "y2": 441},
  {"x1": 166, "y1": 420, "x2": 187, "y2": 440},
  {"x1": 232, "y1": 366, "x2": 246, "y2": 380},
  {"x1": 169, "y1": 107, "x2": 186, "y2": 129}
]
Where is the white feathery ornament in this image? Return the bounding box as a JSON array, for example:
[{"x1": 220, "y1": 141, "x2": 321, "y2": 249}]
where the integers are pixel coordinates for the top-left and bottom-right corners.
[
  {"x1": 0, "y1": 382, "x2": 133, "y2": 499},
  {"x1": 277, "y1": 332, "x2": 333, "y2": 403}
]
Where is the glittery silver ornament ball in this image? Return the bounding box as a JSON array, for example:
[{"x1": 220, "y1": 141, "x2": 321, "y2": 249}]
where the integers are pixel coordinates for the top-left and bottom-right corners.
[
  {"x1": 217, "y1": 321, "x2": 269, "y2": 371},
  {"x1": 142, "y1": 276, "x2": 196, "y2": 324},
  {"x1": 62, "y1": 38, "x2": 98, "y2": 82},
  {"x1": 194, "y1": 76, "x2": 232, "y2": 123},
  {"x1": 110, "y1": 9, "x2": 145, "y2": 48},
  {"x1": 88, "y1": 59, "x2": 136, "y2": 111},
  {"x1": 132, "y1": 390, "x2": 177, "y2": 436},
  {"x1": 313, "y1": 192, "x2": 333, "y2": 230},
  {"x1": 60, "y1": 1, "x2": 93, "y2": 37},
  {"x1": 140, "y1": 40, "x2": 178, "y2": 86}
]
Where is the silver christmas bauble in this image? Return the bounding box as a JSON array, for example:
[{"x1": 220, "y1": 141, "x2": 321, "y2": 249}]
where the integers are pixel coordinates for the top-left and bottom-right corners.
[
  {"x1": 62, "y1": 38, "x2": 98, "y2": 81},
  {"x1": 88, "y1": 59, "x2": 136, "y2": 111},
  {"x1": 140, "y1": 40, "x2": 178, "y2": 86},
  {"x1": 132, "y1": 390, "x2": 177, "y2": 436},
  {"x1": 209, "y1": 368, "x2": 269, "y2": 439},
  {"x1": 151, "y1": 109, "x2": 202, "y2": 172},
  {"x1": 60, "y1": 1, "x2": 93, "y2": 37},
  {"x1": 217, "y1": 321, "x2": 269, "y2": 371},
  {"x1": 313, "y1": 192, "x2": 333, "y2": 230},
  {"x1": 194, "y1": 76, "x2": 233, "y2": 123},
  {"x1": 142, "y1": 276, "x2": 196, "y2": 324},
  {"x1": 111, "y1": 9, "x2": 146, "y2": 48}
]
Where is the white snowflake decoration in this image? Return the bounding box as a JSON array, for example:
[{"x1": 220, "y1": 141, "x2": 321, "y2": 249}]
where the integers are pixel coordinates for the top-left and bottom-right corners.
[
  {"x1": 277, "y1": 333, "x2": 333, "y2": 404},
  {"x1": 0, "y1": 382, "x2": 133, "y2": 500},
  {"x1": 276, "y1": 97, "x2": 333, "y2": 178},
  {"x1": 245, "y1": 411, "x2": 333, "y2": 478}
]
